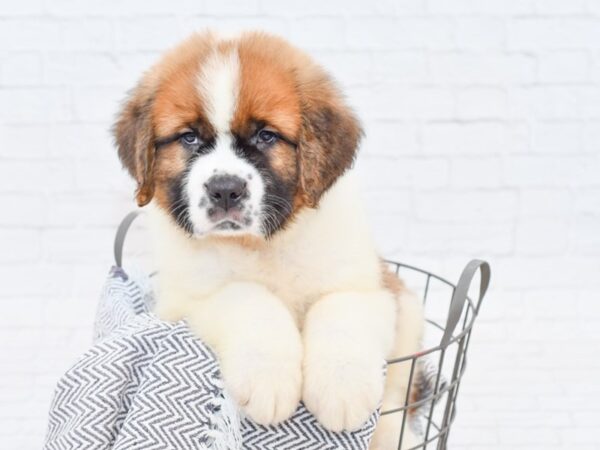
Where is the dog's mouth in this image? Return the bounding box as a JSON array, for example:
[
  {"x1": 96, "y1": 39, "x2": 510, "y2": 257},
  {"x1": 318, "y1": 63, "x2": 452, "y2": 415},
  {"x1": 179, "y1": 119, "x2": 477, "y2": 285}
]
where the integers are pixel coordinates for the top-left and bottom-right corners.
[
  {"x1": 214, "y1": 220, "x2": 243, "y2": 231},
  {"x1": 208, "y1": 206, "x2": 245, "y2": 222},
  {"x1": 207, "y1": 209, "x2": 255, "y2": 235}
]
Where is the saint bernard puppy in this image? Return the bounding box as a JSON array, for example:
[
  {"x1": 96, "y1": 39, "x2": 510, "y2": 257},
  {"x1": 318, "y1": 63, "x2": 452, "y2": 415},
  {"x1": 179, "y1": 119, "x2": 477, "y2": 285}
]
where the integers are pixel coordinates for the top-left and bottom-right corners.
[{"x1": 114, "y1": 31, "x2": 424, "y2": 449}]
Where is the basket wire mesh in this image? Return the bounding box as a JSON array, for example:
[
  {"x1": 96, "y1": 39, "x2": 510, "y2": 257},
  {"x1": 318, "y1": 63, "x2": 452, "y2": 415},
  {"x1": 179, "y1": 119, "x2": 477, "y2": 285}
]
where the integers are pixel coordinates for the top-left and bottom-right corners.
[{"x1": 383, "y1": 259, "x2": 490, "y2": 450}]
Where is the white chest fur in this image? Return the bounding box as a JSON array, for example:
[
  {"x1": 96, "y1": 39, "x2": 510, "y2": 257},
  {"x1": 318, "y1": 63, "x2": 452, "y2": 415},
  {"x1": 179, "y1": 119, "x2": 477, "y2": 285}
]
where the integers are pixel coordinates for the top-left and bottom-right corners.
[{"x1": 148, "y1": 173, "x2": 383, "y2": 323}]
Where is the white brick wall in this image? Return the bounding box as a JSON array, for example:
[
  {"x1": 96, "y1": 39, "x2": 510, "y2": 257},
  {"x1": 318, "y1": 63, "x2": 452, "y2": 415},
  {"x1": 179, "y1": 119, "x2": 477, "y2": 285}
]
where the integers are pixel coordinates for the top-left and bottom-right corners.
[{"x1": 1, "y1": 1, "x2": 599, "y2": 448}]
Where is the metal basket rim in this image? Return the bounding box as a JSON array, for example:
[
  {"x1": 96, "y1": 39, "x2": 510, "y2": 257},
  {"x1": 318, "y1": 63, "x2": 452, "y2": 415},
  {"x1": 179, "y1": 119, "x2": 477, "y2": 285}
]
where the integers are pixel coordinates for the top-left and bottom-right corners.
[{"x1": 384, "y1": 260, "x2": 480, "y2": 364}]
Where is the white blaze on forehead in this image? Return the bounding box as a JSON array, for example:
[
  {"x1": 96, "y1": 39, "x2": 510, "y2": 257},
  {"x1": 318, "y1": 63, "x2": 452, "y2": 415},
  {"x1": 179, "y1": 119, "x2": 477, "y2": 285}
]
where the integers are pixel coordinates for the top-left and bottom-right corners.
[
  {"x1": 197, "y1": 48, "x2": 240, "y2": 132},
  {"x1": 188, "y1": 48, "x2": 265, "y2": 237}
]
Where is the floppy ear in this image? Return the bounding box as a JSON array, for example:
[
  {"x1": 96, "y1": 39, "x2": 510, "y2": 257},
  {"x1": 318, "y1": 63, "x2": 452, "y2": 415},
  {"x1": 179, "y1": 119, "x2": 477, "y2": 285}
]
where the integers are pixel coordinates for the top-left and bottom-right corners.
[
  {"x1": 297, "y1": 90, "x2": 363, "y2": 208},
  {"x1": 113, "y1": 85, "x2": 156, "y2": 207}
]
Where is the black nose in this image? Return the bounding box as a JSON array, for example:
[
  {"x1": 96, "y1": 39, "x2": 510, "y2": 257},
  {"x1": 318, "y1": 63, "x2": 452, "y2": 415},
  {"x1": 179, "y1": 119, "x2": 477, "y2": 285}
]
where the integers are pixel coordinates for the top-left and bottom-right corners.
[{"x1": 204, "y1": 175, "x2": 247, "y2": 211}]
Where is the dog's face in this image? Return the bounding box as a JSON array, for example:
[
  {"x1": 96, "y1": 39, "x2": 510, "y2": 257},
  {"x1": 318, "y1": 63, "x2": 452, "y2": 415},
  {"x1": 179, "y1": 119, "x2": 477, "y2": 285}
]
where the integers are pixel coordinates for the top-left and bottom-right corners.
[{"x1": 114, "y1": 32, "x2": 361, "y2": 239}]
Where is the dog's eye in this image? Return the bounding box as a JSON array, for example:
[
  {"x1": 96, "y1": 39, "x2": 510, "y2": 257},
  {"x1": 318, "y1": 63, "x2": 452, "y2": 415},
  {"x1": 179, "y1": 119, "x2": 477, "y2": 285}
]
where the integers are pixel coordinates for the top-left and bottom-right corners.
[
  {"x1": 180, "y1": 132, "x2": 200, "y2": 147},
  {"x1": 257, "y1": 129, "x2": 278, "y2": 145}
]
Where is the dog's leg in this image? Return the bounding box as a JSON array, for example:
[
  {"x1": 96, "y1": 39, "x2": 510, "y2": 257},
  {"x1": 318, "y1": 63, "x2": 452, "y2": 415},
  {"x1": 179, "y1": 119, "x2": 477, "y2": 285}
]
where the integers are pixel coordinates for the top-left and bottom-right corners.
[
  {"x1": 370, "y1": 289, "x2": 424, "y2": 450},
  {"x1": 302, "y1": 290, "x2": 397, "y2": 432},
  {"x1": 187, "y1": 281, "x2": 303, "y2": 425}
]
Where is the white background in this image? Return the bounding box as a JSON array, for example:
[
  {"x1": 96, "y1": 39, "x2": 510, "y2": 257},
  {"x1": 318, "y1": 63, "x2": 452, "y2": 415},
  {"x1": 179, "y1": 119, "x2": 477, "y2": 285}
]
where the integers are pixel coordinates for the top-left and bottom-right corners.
[{"x1": 1, "y1": 1, "x2": 600, "y2": 448}]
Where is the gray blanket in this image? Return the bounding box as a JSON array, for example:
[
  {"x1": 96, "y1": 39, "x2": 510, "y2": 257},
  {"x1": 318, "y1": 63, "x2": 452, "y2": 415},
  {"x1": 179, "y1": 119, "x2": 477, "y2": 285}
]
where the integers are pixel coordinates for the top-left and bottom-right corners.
[{"x1": 43, "y1": 265, "x2": 379, "y2": 450}]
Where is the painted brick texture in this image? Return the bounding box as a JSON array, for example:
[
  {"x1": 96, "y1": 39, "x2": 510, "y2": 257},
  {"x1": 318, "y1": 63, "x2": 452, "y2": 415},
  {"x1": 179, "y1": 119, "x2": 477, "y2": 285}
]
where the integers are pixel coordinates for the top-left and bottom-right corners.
[{"x1": 1, "y1": 1, "x2": 599, "y2": 448}]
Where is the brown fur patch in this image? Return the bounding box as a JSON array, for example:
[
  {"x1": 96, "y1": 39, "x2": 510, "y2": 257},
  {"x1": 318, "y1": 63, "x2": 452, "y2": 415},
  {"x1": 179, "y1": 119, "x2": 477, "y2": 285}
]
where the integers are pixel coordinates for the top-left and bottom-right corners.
[
  {"x1": 113, "y1": 82, "x2": 156, "y2": 206},
  {"x1": 114, "y1": 33, "x2": 218, "y2": 206},
  {"x1": 269, "y1": 144, "x2": 298, "y2": 185},
  {"x1": 380, "y1": 261, "x2": 408, "y2": 298},
  {"x1": 235, "y1": 32, "x2": 363, "y2": 210},
  {"x1": 235, "y1": 34, "x2": 302, "y2": 138},
  {"x1": 151, "y1": 34, "x2": 216, "y2": 137},
  {"x1": 296, "y1": 102, "x2": 362, "y2": 208},
  {"x1": 152, "y1": 144, "x2": 188, "y2": 213}
]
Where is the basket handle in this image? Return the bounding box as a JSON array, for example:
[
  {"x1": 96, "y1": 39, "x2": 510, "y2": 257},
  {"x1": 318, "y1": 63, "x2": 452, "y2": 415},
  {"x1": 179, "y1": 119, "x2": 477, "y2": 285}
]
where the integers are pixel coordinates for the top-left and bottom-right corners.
[
  {"x1": 440, "y1": 259, "x2": 491, "y2": 348},
  {"x1": 113, "y1": 210, "x2": 142, "y2": 268}
]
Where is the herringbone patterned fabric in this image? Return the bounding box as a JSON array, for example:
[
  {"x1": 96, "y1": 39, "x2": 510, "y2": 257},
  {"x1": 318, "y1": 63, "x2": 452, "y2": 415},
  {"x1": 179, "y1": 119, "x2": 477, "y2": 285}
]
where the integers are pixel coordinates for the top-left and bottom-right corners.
[{"x1": 44, "y1": 267, "x2": 378, "y2": 450}]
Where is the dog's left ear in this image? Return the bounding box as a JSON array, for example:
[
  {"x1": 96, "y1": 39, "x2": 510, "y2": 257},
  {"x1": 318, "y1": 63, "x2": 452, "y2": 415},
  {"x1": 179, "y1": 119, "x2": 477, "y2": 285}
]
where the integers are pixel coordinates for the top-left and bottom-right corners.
[
  {"x1": 113, "y1": 84, "x2": 156, "y2": 207},
  {"x1": 297, "y1": 85, "x2": 363, "y2": 208}
]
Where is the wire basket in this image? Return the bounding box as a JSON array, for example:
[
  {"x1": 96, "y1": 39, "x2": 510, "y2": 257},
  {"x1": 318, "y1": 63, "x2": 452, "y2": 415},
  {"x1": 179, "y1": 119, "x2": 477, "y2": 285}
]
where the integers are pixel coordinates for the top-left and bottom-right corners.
[
  {"x1": 383, "y1": 259, "x2": 491, "y2": 450},
  {"x1": 114, "y1": 211, "x2": 490, "y2": 449}
]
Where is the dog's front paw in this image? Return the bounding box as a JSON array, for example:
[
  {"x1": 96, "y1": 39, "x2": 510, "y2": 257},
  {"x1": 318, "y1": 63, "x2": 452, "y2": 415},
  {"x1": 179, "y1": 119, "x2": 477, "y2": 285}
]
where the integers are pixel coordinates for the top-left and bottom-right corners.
[
  {"x1": 220, "y1": 343, "x2": 302, "y2": 426},
  {"x1": 303, "y1": 351, "x2": 385, "y2": 432}
]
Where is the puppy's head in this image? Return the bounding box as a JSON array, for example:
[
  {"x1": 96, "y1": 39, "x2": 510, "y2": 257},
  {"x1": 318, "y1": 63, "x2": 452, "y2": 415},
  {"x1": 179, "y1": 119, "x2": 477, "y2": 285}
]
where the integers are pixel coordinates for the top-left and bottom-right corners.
[{"x1": 114, "y1": 31, "x2": 362, "y2": 239}]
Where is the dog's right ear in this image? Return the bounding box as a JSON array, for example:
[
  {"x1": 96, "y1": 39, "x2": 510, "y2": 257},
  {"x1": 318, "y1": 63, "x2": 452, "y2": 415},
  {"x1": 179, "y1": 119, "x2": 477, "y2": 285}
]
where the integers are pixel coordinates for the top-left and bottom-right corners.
[{"x1": 113, "y1": 84, "x2": 156, "y2": 207}]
